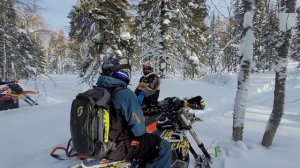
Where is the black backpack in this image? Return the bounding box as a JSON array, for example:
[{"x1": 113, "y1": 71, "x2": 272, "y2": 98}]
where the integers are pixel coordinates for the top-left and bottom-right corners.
[{"x1": 70, "y1": 87, "x2": 121, "y2": 158}]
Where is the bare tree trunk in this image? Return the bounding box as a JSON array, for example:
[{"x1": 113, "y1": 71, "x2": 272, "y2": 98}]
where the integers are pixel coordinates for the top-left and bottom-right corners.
[
  {"x1": 159, "y1": 0, "x2": 167, "y2": 78},
  {"x1": 2, "y1": 0, "x2": 7, "y2": 81},
  {"x1": 232, "y1": 0, "x2": 254, "y2": 141},
  {"x1": 261, "y1": 0, "x2": 296, "y2": 147},
  {"x1": 57, "y1": 55, "x2": 61, "y2": 74}
]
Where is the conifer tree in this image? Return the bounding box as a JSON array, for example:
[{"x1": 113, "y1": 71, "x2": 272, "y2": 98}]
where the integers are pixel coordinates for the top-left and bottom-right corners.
[
  {"x1": 207, "y1": 12, "x2": 221, "y2": 73},
  {"x1": 31, "y1": 33, "x2": 47, "y2": 75},
  {"x1": 69, "y1": 0, "x2": 135, "y2": 84},
  {"x1": 290, "y1": 7, "x2": 300, "y2": 62},
  {"x1": 223, "y1": 0, "x2": 244, "y2": 72},
  {"x1": 48, "y1": 28, "x2": 68, "y2": 74},
  {"x1": 233, "y1": 0, "x2": 244, "y2": 68},
  {"x1": 137, "y1": 0, "x2": 208, "y2": 78},
  {"x1": 0, "y1": 0, "x2": 19, "y2": 80},
  {"x1": 15, "y1": 26, "x2": 36, "y2": 79},
  {"x1": 136, "y1": 0, "x2": 166, "y2": 76},
  {"x1": 260, "y1": 5, "x2": 278, "y2": 71},
  {"x1": 253, "y1": 0, "x2": 265, "y2": 71},
  {"x1": 0, "y1": 0, "x2": 49, "y2": 79},
  {"x1": 184, "y1": 0, "x2": 208, "y2": 78}
]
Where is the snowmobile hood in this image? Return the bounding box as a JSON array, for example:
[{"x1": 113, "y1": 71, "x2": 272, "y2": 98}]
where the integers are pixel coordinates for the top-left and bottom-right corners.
[{"x1": 96, "y1": 75, "x2": 128, "y2": 88}]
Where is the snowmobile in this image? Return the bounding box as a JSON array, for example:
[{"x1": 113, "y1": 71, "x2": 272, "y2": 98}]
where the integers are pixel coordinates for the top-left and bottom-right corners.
[{"x1": 51, "y1": 96, "x2": 212, "y2": 168}]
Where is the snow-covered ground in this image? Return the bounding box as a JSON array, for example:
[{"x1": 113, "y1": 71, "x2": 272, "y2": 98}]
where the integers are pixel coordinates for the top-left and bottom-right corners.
[{"x1": 0, "y1": 61, "x2": 299, "y2": 168}]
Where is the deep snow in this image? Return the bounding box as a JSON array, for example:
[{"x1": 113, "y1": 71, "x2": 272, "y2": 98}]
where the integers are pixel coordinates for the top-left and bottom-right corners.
[{"x1": 0, "y1": 62, "x2": 299, "y2": 168}]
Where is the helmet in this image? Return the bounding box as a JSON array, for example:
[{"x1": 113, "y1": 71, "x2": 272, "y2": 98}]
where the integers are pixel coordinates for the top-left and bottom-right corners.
[
  {"x1": 142, "y1": 61, "x2": 153, "y2": 75},
  {"x1": 102, "y1": 55, "x2": 131, "y2": 84},
  {"x1": 143, "y1": 61, "x2": 153, "y2": 69},
  {"x1": 112, "y1": 70, "x2": 130, "y2": 84}
]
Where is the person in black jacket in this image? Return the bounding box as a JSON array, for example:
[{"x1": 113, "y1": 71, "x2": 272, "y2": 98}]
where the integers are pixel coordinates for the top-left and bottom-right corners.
[{"x1": 135, "y1": 61, "x2": 160, "y2": 107}]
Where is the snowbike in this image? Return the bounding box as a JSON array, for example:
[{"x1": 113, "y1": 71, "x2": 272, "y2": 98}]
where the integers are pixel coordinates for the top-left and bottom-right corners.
[
  {"x1": 0, "y1": 83, "x2": 38, "y2": 109},
  {"x1": 51, "y1": 96, "x2": 212, "y2": 168},
  {"x1": 142, "y1": 97, "x2": 211, "y2": 168}
]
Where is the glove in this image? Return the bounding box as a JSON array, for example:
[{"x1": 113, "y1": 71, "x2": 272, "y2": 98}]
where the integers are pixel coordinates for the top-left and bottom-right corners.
[
  {"x1": 187, "y1": 96, "x2": 205, "y2": 110},
  {"x1": 170, "y1": 97, "x2": 184, "y2": 109},
  {"x1": 137, "y1": 91, "x2": 145, "y2": 105}
]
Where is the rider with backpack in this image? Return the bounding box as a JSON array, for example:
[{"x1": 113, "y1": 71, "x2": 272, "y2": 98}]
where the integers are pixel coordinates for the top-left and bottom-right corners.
[
  {"x1": 95, "y1": 56, "x2": 171, "y2": 167},
  {"x1": 52, "y1": 56, "x2": 207, "y2": 167}
]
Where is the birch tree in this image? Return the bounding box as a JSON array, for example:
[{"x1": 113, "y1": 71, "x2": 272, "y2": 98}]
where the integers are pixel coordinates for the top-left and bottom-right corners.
[
  {"x1": 232, "y1": 0, "x2": 255, "y2": 141},
  {"x1": 261, "y1": 0, "x2": 296, "y2": 147}
]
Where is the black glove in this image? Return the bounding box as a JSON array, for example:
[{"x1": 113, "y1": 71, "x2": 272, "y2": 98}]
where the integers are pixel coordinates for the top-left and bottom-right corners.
[
  {"x1": 187, "y1": 96, "x2": 205, "y2": 110},
  {"x1": 169, "y1": 97, "x2": 184, "y2": 109}
]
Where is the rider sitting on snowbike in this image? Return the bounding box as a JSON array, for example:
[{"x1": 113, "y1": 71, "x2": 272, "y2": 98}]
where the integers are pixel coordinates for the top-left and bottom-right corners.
[
  {"x1": 135, "y1": 61, "x2": 160, "y2": 109},
  {"x1": 96, "y1": 56, "x2": 171, "y2": 168}
]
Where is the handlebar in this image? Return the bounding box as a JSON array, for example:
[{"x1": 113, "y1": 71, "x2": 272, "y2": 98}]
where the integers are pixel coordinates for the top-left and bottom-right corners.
[{"x1": 143, "y1": 96, "x2": 204, "y2": 115}]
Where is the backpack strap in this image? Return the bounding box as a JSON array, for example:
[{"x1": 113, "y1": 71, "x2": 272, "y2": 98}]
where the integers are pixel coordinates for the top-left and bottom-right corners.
[
  {"x1": 113, "y1": 86, "x2": 125, "y2": 93},
  {"x1": 93, "y1": 87, "x2": 124, "y2": 108},
  {"x1": 94, "y1": 88, "x2": 111, "y2": 108}
]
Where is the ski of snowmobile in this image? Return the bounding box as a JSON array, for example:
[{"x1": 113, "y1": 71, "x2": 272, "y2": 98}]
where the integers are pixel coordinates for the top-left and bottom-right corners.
[{"x1": 21, "y1": 94, "x2": 38, "y2": 105}]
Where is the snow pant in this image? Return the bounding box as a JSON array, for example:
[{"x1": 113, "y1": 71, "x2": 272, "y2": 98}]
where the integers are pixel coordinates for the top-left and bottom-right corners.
[
  {"x1": 106, "y1": 133, "x2": 171, "y2": 168},
  {"x1": 133, "y1": 133, "x2": 171, "y2": 168},
  {"x1": 145, "y1": 139, "x2": 171, "y2": 168}
]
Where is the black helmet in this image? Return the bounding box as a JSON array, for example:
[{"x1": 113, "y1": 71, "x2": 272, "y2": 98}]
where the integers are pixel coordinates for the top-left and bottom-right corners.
[{"x1": 102, "y1": 55, "x2": 131, "y2": 84}]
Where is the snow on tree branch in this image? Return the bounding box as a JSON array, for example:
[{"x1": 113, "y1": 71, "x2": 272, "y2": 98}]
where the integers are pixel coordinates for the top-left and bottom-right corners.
[{"x1": 279, "y1": 12, "x2": 297, "y2": 32}]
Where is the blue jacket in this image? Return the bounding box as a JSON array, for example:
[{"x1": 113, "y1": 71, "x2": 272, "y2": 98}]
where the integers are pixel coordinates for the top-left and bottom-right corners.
[{"x1": 96, "y1": 75, "x2": 146, "y2": 137}]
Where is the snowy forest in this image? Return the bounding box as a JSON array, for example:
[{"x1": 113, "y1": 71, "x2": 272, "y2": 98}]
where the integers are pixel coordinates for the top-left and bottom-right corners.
[
  {"x1": 1, "y1": 0, "x2": 298, "y2": 82},
  {"x1": 0, "y1": 0, "x2": 299, "y2": 148}
]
